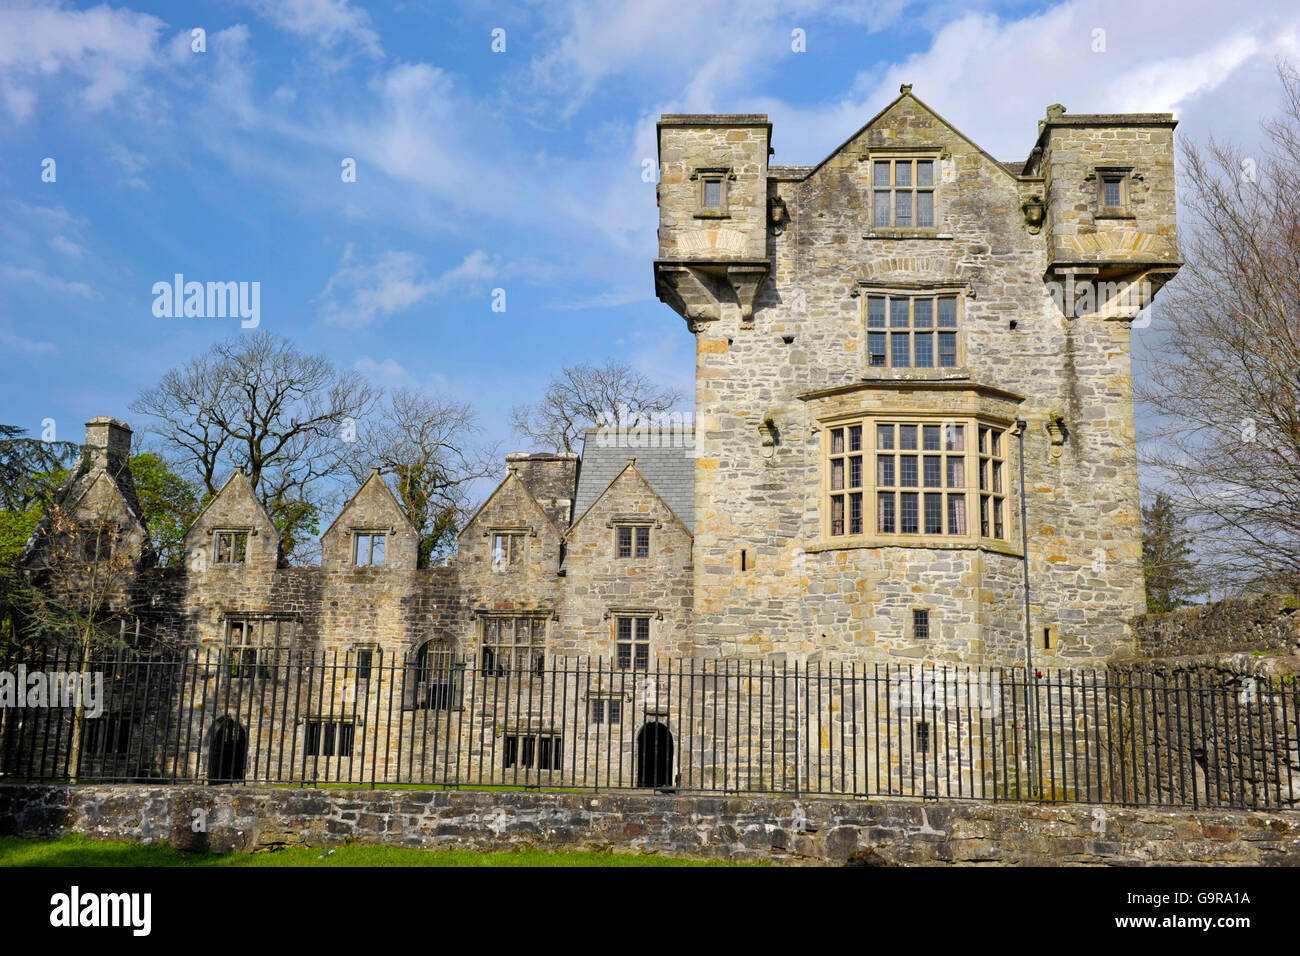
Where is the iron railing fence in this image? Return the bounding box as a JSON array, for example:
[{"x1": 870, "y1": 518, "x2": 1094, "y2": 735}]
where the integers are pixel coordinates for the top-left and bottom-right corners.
[{"x1": 0, "y1": 648, "x2": 1296, "y2": 809}]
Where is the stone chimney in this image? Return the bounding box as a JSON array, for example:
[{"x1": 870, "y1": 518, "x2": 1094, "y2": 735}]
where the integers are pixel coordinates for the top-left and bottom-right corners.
[
  {"x1": 505, "y1": 451, "x2": 580, "y2": 528},
  {"x1": 84, "y1": 416, "x2": 133, "y2": 478}
]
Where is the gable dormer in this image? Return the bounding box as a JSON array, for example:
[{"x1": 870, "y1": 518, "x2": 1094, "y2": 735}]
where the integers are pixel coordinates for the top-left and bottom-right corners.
[
  {"x1": 19, "y1": 417, "x2": 152, "y2": 570},
  {"x1": 458, "y1": 468, "x2": 563, "y2": 575},
  {"x1": 320, "y1": 468, "x2": 420, "y2": 570},
  {"x1": 182, "y1": 470, "x2": 281, "y2": 571}
]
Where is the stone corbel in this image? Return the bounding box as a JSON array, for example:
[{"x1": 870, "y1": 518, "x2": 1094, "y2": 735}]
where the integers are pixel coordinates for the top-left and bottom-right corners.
[
  {"x1": 654, "y1": 259, "x2": 771, "y2": 329},
  {"x1": 1045, "y1": 413, "x2": 1068, "y2": 459},
  {"x1": 655, "y1": 264, "x2": 723, "y2": 329},
  {"x1": 728, "y1": 264, "x2": 768, "y2": 323}
]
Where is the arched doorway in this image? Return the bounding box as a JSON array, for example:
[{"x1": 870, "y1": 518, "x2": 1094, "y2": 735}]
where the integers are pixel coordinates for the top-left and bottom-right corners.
[
  {"x1": 636, "y1": 722, "x2": 673, "y2": 789},
  {"x1": 209, "y1": 717, "x2": 247, "y2": 783}
]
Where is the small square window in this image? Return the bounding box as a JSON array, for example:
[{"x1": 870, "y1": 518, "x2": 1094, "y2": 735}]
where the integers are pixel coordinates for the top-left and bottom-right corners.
[
  {"x1": 617, "y1": 525, "x2": 650, "y2": 559},
  {"x1": 215, "y1": 531, "x2": 248, "y2": 564},
  {"x1": 694, "y1": 168, "x2": 731, "y2": 216},
  {"x1": 1096, "y1": 168, "x2": 1131, "y2": 215},
  {"x1": 492, "y1": 532, "x2": 525, "y2": 569},
  {"x1": 913, "y1": 609, "x2": 930, "y2": 640},
  {"x1": 354, "y1": 532, "x2": 386, "y2": 566}
]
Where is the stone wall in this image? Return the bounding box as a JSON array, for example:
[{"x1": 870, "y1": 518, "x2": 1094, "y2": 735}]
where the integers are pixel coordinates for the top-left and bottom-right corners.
[
  {"x1": 1132, "y1": 595, "x2": 1300, "y2": 659},
  {"x1": 653, "y1": 92, "x2": 1177, "y2": 668},
  {"x1": 1, "y1": 784, "x2": 1296, "y2": 865}
]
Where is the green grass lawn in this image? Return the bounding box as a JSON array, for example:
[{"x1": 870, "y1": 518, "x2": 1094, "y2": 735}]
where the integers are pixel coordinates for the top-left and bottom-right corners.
[{"x1": 0, "y1": 835, "x2": 756, "y2": 867}]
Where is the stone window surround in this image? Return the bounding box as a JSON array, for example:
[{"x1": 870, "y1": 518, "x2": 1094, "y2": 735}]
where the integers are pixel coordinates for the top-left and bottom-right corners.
[
  {"x1": 815, "y1": 411, "x2": 1021, "y2": 555},
  {"x1": 1092, "y1": 165, "x2": 1136, "y2": 219},
  {"x1": 604, "y1": 606, "x2": 662, "y2": 671},
  {"x1": 476, "y1": 609, "x2": 551, "y2": 677},
  {"x1": 350, "y1": 528, "x2": 391, "y2": 566},
  {"x1": 211, "y1": 528, "x2": 252, "y2": 564},
  {"x1": 609, "y1": 517, "x2": 657, "y2": 559},
  {"x1": 862, "y1": 287, "x2": 966, "y2": 370},
  {"x1": 487, "y1": 527, "x2": 531, "y2": 569},
  {"x1": 911, "y1": 606, "x2": 935, "y2": 641},
  {"x1": 690, "y1": 166, "x2": 735, "y2": 219},
  {"x1": 304, "y1": 717, "x2": 356, "y2": 758},
  {"x1": 588, "y1": 696, "x2": 623, "y2": 725},
  {"x1": 860, "y1": 145, "x2": 946, "y2": 237}
]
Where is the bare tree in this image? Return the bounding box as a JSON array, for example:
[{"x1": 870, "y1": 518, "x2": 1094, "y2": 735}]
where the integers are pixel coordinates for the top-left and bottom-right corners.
[
  {"x1": 511, "y1": 359, "x2": 684, "y2": 453},
  {"x1": 343, "y1": 388, "x2": 498, "y2": 564},
  {"x1": 1137, "y1": 62, "x2": 1300, "y2": 592},
  {"x1": 131, "y1": 331, "x2": 380, "y2": 561},
  {"x1": 20, "y1": 506, "x2": 137, "y2": 780}
]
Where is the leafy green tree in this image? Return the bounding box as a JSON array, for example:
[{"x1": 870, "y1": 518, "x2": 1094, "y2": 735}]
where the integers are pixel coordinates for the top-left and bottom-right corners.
[
  {"x1": 129, "y1": 452, "x2": 202, "y2": 566},
  {"x1": 1142, "y1": 491, "x2": 1203, "y2": 613}
]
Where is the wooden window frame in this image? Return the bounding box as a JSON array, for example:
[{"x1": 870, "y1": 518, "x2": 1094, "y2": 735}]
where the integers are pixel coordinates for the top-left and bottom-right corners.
[
  {"x1": 481, "y1": 614, "x2": 547, "y2": 677},
  {"x1": 871, "y1": 155, "x2": 939, "y2": 230},
  {"x1": 822, "y1": 415, "x2": 1015, "y2": 548},
  {"x1": 865, "y1": 291, "x2": 964, "y2": 370}
]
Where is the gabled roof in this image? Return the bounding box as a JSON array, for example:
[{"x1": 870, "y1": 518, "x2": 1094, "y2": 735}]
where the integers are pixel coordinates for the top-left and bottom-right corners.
[
  {"x1": 17, "y1": 446, "x2": 149, "y2": 566},
  {"x1": 783, "y1": 87, "x2": 1023, "y2": 183},
  {"x1": 566, "y1": 458, "x2": 692, "y2": 540},
  {"x1": 183, "y1": 469, "x2": 278, "y2": 537},
  {"x1": 322, "y1": 468, "x2": 419, "y2": 540},
  {"x1": 572, "y1": 430, "x2": 694, "y2": 533},
  {"x1": 457, "y1": 469, "x2": 561, "y2": 541}
]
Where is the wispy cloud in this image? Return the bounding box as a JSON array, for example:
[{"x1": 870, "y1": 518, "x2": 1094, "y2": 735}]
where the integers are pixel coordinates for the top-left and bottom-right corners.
[
  {"x1": 0, "y1": 1, "x2": 166, "y2": 120},
  {"x1": 317, "y1": 246, "x2": 506, "y2": 327},
  {"x1": 0, "y1": 324, "x2": 56, "y2": 356},
  {"x1": 49, "y1": 235, "x2": 83, "y2": 258},
  {"x1": 240, "y1": 0, "x2": 383, "y2": 61},
  {"x1": 0, "y1": 263, "x2": 99, "y2": 299}
]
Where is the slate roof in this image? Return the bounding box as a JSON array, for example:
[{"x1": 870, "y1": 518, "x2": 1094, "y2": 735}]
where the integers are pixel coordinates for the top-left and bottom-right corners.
[{"x1": 572, "y1": 429, "x2": 695, "y2": 533}]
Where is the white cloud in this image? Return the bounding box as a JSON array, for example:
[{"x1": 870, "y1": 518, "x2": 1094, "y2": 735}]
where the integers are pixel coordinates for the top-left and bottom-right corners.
[
  {"x1": 0, "y1": 263, "x2": 99, "y2": 299},
  {"x1": 317, "y1": 246, "x2": 506, "y2": 327},
  {"x1": 241, "y1": 0, "x2": 382, "y2": 60},
  {"x1": 0, "y1": 1, "x2": 166, "y2": 119},
  {"x1": 354, "y1": 356, "x2": 410, "y2": 386},
  {"x1": 0, "y1": 324, "x2": 56, "y2": 355},
  {"x1": 49, "y1": 235, "x2": 83, "y2": 257}
]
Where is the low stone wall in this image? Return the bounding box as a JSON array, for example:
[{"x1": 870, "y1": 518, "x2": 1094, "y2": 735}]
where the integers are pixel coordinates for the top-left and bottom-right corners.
[
  {"x1": 1, "y1": 784, "x2": 1297, "y2": 865},
  {"x1": 1132, "y1": 595, "x2": 1300, "y2": 659}
]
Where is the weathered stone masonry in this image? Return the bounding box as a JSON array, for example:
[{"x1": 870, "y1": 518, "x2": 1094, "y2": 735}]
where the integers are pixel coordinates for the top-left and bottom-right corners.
[
  {"x1": 2, "y1": 784, "x2": 1296, "y2": 866},
  {"x1": 9, "y1": 90, "x2": 1197, "y2": 793}
]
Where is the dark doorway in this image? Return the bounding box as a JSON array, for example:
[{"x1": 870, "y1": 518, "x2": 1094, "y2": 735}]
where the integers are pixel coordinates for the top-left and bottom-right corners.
[
  {"x1": 636, "y1": 722, "x2": 673, "y2": 789},
  {"x1": 209, "y1": 717, "x2": 247, "y2": 783}
]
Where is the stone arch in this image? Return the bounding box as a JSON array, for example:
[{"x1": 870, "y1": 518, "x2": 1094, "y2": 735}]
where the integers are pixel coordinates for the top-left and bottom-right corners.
[
  {"x1": 409, "y1": 635, "x2": 459, "y2": 709},
  {"x1": 636, "y1": 721, "x2": 674, "y2": 789}
]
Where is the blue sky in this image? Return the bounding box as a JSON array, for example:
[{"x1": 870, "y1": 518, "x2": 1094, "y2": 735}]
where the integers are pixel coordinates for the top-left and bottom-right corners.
[{"x1": 1, "y1": 0, "x2": 1298, "y2": 480}]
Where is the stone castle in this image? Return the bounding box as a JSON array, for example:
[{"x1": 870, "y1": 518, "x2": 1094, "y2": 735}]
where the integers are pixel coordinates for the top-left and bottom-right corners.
[{"x1": 22, "y1": 88, "x2": 1180, "y2": 677}]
